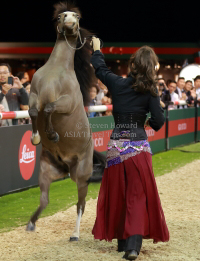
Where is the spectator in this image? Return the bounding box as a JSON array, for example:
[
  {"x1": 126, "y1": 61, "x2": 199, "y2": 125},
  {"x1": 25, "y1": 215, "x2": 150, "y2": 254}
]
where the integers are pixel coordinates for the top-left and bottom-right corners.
[
  {"x1": 0, "y1": 63, "x2": 29, "y2": 125},
  {"x1": 101, "y1": 96, "x2": 112, "y2": 116},
  {"x1": 175, "y1": 77, "x2": 185, "y2": 99},
  {"x1": 166, "y1": 79, "x2": 172, "y2": 88},
  {"x1": 183, "y1": 80, "x2": 196, "y2": 106},
  {"x1": 185, "y1": 80, "x2": 193, "y2": 91},
  {"x1": 16, "y1": 71, "x2": 30, "y2": 84},
  {"x1": 175, "y1": 77, "x2": 187, "y2": 108},
  {"x1": 163, "y1": 80, "x2": 179, "y2": 109},
  {"x1": 194, "y1": 75, "x2": 200, "y2": 102},
  {"x1": 96, "y1": 80, "x2": 108, "y2": 105},
  {"x1": 23, "y1": 81, "x2": 31, "y2": 95},
  {"x1": 157, "y1": 77, "x2": 168, "y2": 92},
  {"x1": 157, "y1": 83, "x2": 166, "y2": 108},
  {"x1": 159, "y1": 80, "x2": 172, "y2": 108},
  {"x1": 88, "y1": 83, "x2": 100, "y2": 117}
]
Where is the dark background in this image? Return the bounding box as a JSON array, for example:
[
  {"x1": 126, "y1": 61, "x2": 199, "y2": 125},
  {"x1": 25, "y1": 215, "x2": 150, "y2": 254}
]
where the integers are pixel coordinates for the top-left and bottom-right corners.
[{"x1": 1, "y1": 0, "x2": 200, "y2": 43}]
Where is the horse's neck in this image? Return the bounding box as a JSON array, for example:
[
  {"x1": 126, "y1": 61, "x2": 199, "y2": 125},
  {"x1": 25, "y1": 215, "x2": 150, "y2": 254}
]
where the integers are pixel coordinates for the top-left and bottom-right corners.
[{"x1": 49, "y1": 38, "x2": 76, "y2": 69}]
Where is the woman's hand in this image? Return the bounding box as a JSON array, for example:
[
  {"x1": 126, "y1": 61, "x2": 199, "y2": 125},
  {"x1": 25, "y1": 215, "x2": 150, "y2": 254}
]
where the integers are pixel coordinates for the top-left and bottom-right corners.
[{"x1": 91, "y1": 37, "x2": 101, "y2": 52}]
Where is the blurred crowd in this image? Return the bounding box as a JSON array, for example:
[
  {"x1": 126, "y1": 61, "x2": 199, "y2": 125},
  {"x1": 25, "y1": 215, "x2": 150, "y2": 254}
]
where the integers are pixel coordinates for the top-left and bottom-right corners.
[
  {"x1": 1, "y1": 62, "x2": 200, "y2": 127},
  {"x1": 157, "y1": 76, "x2": 200, "y2": 110},
  {"x1": 0, "y1": 63, "x2": 31, "y2": 126},
  {"x1": 88, "y1": 75, "x2": 200, "y2": 118}
]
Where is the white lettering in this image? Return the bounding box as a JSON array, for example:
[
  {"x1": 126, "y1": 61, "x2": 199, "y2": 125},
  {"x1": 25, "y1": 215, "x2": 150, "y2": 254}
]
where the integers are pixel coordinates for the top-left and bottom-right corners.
[
  {"x1": 146, "y1": 129, "x2": 155, "y2": 137},
  {"x1": 178, "y1": 123, "x2": 187, "y2": 131},
  {"x1": 20, "y1": 145, "x2": 35, "y2": 164},
  {"x1": 94, "y1": 138, "x2": 103, "y2": 147}
]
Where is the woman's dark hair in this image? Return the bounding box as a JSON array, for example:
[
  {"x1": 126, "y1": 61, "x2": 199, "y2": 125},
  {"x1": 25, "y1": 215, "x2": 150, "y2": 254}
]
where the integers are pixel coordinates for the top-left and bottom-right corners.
[
  {"x1": 129, "y1": 46, "x2": 158, "y2": 96},
  {"x1": 16, "y1": 72, "x2": 25, "y2": 80}
]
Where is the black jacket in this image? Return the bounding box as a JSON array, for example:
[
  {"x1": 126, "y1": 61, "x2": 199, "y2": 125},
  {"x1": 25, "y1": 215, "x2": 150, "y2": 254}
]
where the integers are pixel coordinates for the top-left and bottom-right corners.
[{"x1": 91, "y1": 51, "x2": 165, "y2": 139}]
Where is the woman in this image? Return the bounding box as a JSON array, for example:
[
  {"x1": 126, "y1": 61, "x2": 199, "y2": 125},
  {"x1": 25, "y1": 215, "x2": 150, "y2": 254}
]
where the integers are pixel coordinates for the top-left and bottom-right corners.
[
  {"x1": 88, "y1": 82, "x2": 100, "y2": 117},
  {"x1": 90, "y1": 37, "x2": 169, "y2": 260}
]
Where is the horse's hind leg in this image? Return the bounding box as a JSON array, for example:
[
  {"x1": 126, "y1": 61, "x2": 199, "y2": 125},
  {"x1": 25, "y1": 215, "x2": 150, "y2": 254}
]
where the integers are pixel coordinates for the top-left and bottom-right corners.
[
  {"x1": 70, "y1": 176, "x2": 89, "y2": 241},
  {"x1": 69, "y1": 142, "x2": 93, "y2": 241},
  {"x1": 26, "y1": 156, "x2": 52, "y2": 231},
  {"x1": 29, "y1": 92, "x2": 41, "y2": 145},
  {"x1": 26, "y1": 149, "x2": 68, "y2": 231}
]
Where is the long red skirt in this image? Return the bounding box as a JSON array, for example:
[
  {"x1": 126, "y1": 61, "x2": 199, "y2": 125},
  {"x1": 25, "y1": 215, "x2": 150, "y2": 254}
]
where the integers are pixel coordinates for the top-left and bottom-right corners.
[{"x1": 92, "y1": 151, "x2": 169, "y2": 243}]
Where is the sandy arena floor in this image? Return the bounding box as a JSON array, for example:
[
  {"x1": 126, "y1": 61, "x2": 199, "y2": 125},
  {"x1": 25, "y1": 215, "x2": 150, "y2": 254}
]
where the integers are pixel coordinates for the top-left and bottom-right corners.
[{"x1": 1, "y1": 159, "x2": 200, "y2": 261}]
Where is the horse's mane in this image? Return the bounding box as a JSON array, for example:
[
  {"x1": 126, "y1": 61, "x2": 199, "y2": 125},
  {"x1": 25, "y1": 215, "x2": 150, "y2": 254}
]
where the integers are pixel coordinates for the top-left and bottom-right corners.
[{"x1": 53, "y1": 1, "x2": 97, "y2": 106}]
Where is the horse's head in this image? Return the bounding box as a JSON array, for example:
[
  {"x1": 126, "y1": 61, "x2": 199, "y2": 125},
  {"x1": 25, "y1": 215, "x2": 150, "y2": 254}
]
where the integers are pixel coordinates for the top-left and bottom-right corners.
[
  {"x1": 53, "y1": 2, "x2": 82, "y2": 38},
  {"x1": 57, "y1": 11, "x2": 80, "y2": 37}
]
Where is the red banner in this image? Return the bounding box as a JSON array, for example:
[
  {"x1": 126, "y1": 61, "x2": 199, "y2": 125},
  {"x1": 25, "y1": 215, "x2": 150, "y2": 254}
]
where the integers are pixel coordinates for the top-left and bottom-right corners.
[
  {"x1": 169, "y1": 118, "x2": 195, "y2": 137},
  {"x1": 145, "y1": 124, "x2": 165, "y2": 142}
]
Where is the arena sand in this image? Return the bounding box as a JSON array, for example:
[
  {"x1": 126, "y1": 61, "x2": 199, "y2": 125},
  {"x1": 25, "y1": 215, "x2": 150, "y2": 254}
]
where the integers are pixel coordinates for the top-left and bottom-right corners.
[{"x1": 0, "y1": 159, "x2": 200, "y2": 261}]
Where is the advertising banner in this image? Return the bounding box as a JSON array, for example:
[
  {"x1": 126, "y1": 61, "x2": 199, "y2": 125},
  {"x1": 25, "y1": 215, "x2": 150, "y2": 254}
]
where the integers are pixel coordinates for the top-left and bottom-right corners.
[
  {"x1": 168, "y1": 108, "x2": 195, "y2": 148},
  {"x1": 0, "y1": 125, "x2": 41, "y2": 195}
]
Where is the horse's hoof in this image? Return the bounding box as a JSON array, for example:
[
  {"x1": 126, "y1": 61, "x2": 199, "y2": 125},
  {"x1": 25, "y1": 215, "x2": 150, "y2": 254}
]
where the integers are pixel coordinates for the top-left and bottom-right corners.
[
  {"x1": 26, "y1": 222, "x2": 35, "y2": 231},
  {"x1": 47, "y1": 132, "x2": 59, "y2": 143},
  {"x1": 53, "y1": 132, "x2": 59, "y2": 143},
  {"x1": 31, "y1": 131, "x2": 41, "y2": 146},
  {"x1": 69, "y1": 237, "x2": 79, "y2": 241}
]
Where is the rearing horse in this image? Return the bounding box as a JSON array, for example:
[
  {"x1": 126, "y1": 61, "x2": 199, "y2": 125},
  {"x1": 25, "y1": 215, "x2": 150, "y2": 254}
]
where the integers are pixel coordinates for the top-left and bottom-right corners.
[{"x1": 27, "y1": 2, "x2": 105, "y2": 241}]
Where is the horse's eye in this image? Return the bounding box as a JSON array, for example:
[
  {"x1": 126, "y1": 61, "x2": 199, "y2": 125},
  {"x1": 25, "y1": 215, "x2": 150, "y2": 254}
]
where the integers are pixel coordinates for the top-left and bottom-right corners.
[
  {"x1": 77, "y1": 14, "x2": 80, "y2": 20},
  {"x1": 57, "y1": 15, "x2": 61, "y2": 21}
]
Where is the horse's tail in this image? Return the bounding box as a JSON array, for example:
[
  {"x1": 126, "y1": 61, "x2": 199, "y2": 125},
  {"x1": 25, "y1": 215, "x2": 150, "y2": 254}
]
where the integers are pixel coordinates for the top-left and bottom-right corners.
[{"x1": 87, "y1": 150, "x2": 106, "y2": 183}]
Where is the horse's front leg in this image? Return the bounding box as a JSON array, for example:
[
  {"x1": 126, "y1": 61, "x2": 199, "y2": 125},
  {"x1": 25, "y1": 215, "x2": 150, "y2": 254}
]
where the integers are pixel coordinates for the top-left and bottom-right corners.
[
  {"x1": 29, "y1": 92, "x2": 41, "y2": 145},
  {"x1": 69, "y1": 141, "x2": 93, "y2": 241},
  {"x1": 44, "y1": 95, "x2": 72, "y2": 143}
]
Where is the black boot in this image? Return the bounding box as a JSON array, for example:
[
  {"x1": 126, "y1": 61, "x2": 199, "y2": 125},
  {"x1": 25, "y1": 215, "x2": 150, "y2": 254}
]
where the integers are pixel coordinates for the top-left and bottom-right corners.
[
  {"x1": 126, "y1": 250, "x2": 138, "y2": 260},
  {"x1": 117, "y1": 239, "x2": 126, "y2": 252},
  {"x1": 123, "y1": 235, "x2": 142, "y2": 260}
]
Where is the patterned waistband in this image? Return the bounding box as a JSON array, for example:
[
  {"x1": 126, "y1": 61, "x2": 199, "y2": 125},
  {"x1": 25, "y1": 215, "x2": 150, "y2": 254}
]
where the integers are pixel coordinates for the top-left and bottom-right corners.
[{"x1": 105, "y1": 138, "x2": 152, "y2": 168}]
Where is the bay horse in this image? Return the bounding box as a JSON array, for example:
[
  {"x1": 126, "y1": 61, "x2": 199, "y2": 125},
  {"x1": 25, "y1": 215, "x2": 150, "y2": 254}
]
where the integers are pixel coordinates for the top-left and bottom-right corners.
[{"x1": 27, "y1": 2, "x2": 105, "y2": 241}]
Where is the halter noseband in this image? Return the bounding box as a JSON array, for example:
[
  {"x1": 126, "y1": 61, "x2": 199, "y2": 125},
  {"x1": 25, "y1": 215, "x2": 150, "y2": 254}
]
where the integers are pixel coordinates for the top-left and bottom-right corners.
[{"x1": 57, "y1": 21, "x2": 86, "y2": 51}]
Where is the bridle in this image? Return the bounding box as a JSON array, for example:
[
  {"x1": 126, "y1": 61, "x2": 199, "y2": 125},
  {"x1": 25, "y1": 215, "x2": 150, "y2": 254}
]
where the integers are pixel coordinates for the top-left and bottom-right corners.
[
  {"x1": 57, "y1": 19, "x2": 86, "y2": 50},
  {"x1": 57, "y1": 13, "x2": 104, "y2": 51}
]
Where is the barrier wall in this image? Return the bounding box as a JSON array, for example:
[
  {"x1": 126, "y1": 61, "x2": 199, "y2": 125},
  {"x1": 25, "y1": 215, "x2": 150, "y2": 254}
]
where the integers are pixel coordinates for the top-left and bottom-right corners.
[
  {"x1": 0, "y1": 125, "x2": 41, "y2": 195},
  {"x1": 0, "y1": 108, "x2": 199, "y2": 195},
  {"x1": 168, "y1": 108, "x2": 196, "y2": 148},
  {"x1": 198, "y1": 108, "x2": 200, "y2": 140}
]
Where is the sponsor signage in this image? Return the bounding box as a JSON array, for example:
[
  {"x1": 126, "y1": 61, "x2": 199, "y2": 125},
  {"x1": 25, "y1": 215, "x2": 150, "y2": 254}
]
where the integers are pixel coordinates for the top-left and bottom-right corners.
[
  {"x1": 92, "y1": 130, "x2": 112, "y2": 152},
  {"x1": 168, "y1": 118, "x2": 195, "y2": 137},
  {"x1": 145, "y1": 124, "x2": 165, "y2": 142},
  {"x1": 18, "y1": 131, "x2": 36, "y2": 180}
]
